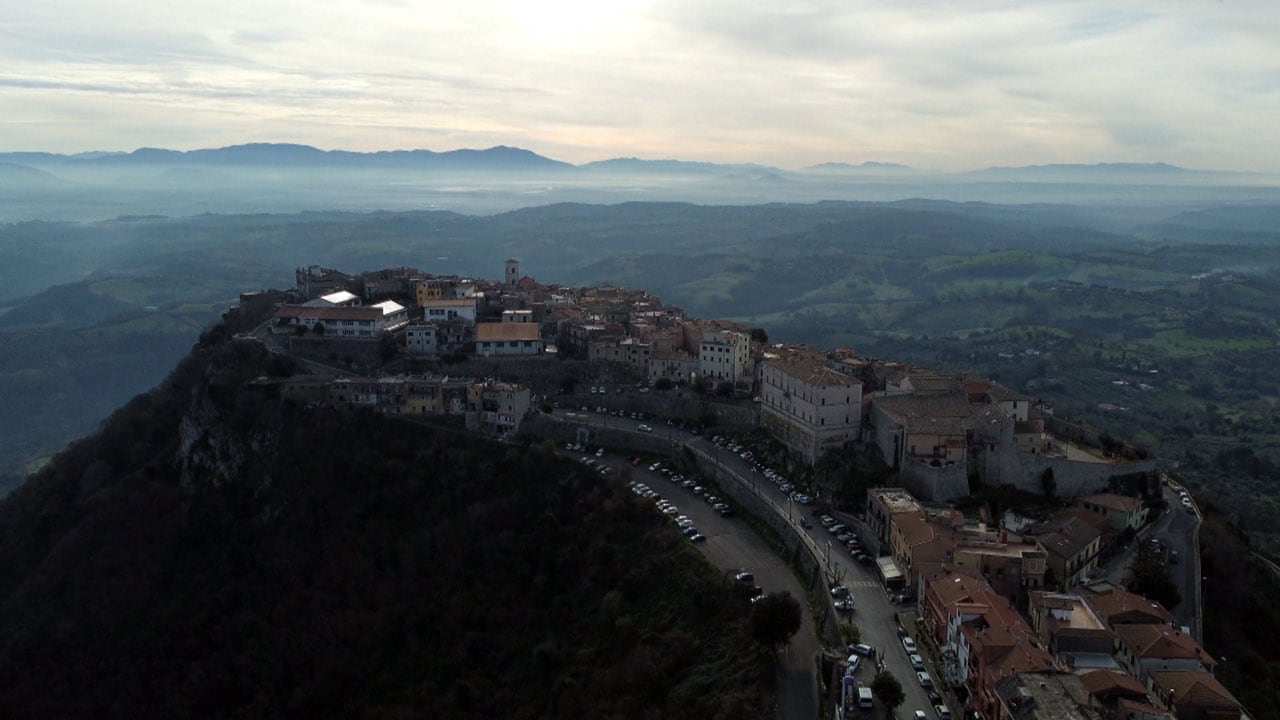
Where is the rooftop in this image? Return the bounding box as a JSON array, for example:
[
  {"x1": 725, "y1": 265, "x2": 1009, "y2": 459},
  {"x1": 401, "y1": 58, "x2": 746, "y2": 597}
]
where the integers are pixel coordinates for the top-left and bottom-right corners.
[
  {"x1": 997, "y1": 672, "x2": 1099, "y2": 720},
  {"x1": 767, "y1": 351, "x2": 857, "y2": 387},
  {"x1": 1081, "y1": 493, "x2": 1145, "y2": 514},
  {"x1": 1079, "y1": 669, "x2": 1149, "y2": 699},
  {"x1": 869, "y1": 488, "x2": 922, "y2": 515},
  {"x1": 1113, "y1": 625, "x2": 1215, "y2": 665},
  {"x1": 1148, "y1": 670, "x2": 1240, "y2": 711},
  {"x1": 475, "y1": 323, "x2": 541, "y2": 342},
  {"x1": 1080, "y1": 582, "x2": 1175, "y2": 626}
]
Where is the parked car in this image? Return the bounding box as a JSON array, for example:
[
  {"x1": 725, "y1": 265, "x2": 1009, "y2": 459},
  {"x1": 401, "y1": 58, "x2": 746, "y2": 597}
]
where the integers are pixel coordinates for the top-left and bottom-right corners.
[
  {"x1": 916, "y1": 671, "x2": 933, "y2": 688},
  {"x1": 831, "y1": 585, "x2": 851, "y2": 599},
  {"x1": 848, "y1": 643, "x2": 876, "y2": 658},
  {"x1": 903, "y1": 637, "x2": 917, "y2": 653},
  {"x1": 637, "y1": 424, "x2": 653, "y2": 432},
  {"x1": 834, "y1": 598, "x2": 855, "y2": 612},
  {"x1": 909, "y1": 653, "x2": 925, "y2": 670},
  {"x1": 934, "y1": 705, "x2": 952, "y2": 720}
]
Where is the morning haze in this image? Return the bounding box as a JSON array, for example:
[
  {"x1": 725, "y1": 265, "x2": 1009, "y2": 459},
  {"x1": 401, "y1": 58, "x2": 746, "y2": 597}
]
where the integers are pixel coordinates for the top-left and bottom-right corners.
[{"x1": 2, "y1": 2, "x2": 1280, "y2": 719}]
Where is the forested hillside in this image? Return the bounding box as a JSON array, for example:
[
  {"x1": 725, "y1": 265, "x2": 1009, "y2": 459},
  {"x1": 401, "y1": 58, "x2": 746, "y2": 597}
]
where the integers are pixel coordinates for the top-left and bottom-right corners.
[{"x1": 0, "y1": 314, "x2": 772, "y2": 719}]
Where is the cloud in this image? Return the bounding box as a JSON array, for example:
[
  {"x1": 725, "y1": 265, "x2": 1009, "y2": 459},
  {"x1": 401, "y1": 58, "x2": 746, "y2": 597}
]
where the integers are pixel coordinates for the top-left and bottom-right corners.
[{"x1": 0, "y1": 0, "x2": 1277, "y2": 172}]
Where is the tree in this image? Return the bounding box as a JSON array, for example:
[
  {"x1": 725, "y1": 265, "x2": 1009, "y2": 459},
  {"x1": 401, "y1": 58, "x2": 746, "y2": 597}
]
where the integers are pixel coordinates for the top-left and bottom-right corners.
[
  {"x1": 1127, "y1": 542, "x2": 1181, "y2": 610},
  {"x1": 748, "y1": 592, "x2": 802, "y2": 650},
  {"x1": 871, "y1": 670, "x2": 905, "y2": 711},
  {"x1": 1041, "y1": 467, "x2": 1057, "y2": 499},
  {"x1": 839, "y1": 622, "x2": 862, "y2": 646},
  {"x1": 654, "y1": 377, "x2": 673, "y2": 391},
  {"x1": 750, "y1": 328, "x2": 768, "y2": 344},
  {"x1": 560, "y1": 376, "x2": 578, "y2": 395}
]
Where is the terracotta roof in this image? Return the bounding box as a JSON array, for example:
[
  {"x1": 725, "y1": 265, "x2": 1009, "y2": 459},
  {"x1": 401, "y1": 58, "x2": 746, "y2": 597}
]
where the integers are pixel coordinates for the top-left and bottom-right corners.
[
  {"x1": 905, "y1": 373, "x2": 957, "y2": 394},
  {"x1": 1028, "y1": 513, "x2": 1103, "y2": 559},
  {"x1": 987, "y1": 383, "x2": 1027, "y2": 403},
  {"x1": 768, "y1": 353, "x2": 856, "y2": 387},
  {"x1": 1113, "y1": 625, "x2": 1215, "y2": 665},
  {"x1": 1148, "y1": 670, "x2": 1240, "y2": 711},
  {"x1": 927, "y1": 568, "x2": 994, "y2": 608},
  {"x1": 1081, "y1": 493, "x2": 1144, "y2": 514},
  {"x1": 1081, "y1": 585, "x2": 1175, "y2": 626},
  {"x1": 475, "y1": 323, "x2": 541, "y2": 342},
  {"x1": 1079, "y1": 669, "x2": 1149, "y2": 699},
  {"x1": 1115, "y1": 698, "x2": 1174, "y2": 720}
]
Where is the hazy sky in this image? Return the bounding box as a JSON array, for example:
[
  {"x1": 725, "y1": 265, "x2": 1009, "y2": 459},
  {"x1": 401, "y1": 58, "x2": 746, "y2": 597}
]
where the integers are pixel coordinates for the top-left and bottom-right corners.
[{"x1": 2, "y1": 1, "x2": 1278, "y2": 171}]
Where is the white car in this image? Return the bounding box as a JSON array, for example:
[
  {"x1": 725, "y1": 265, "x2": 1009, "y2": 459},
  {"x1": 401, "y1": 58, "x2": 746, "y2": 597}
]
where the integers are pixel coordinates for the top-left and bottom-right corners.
[
  {"x1": 916, "y1": 671, "x2": 933, "y2": 688},
  {"x1": 637, "y1": 424, "x2": 653, "y2": 433},
  {"x1": 909, "y1": 653, "x2": 925, "y2": 670},
  {"x1": 903, "y1": 637, "x2": 917, "y2": 653}
]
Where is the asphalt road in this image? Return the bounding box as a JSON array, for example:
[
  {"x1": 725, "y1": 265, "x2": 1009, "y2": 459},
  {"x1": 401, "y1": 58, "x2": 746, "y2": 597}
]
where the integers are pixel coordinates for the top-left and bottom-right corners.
[
  {"x1": 694, "y1": 438, "x2": 945, "y2": 720},
  {"x1": 555, "y1": 412, "x2": 818, "y2": 720},
  {"x1": 556, "y1": 408, "x2": 950, "y2": 718}
]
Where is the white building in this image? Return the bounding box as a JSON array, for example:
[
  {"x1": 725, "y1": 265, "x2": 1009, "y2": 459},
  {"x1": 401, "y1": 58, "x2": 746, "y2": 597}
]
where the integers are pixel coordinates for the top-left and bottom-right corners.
[
  {"x1": 759, "y1": 351, "x2": 862, "y2": 464},
  {"x1": 422, "y1": 298, "x2": 477, "y2": 324},
  {"x1": 274, "y1": 299, "x2": 410, "y2": 338},
  {"x1": 698, "y1": 329, "x2": 751, "y2": 385},
  {"x1": 475, "y1": 322, "x2": 543, "y2": 357},
  {"x1": 406, "y1": 324, "x2": 439, "y2": 356},
  {"x1": 501, "y1": 309, "x2": 534, "y2": 323},
  {"x1": 468, "y1": 381, "x2": 531, "y2": 435}
]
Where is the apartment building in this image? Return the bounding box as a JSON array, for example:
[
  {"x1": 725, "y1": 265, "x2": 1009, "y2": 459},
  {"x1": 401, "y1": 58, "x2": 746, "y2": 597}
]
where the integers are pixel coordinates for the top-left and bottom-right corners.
[{"x1": 759, "y1": 350, "x2": 862, "y2": 464}]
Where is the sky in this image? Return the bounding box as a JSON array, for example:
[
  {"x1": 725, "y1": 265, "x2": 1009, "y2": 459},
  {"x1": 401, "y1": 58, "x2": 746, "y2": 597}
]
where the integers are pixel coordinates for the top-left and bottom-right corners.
[{"x1": 2, "y1": 0, "x2": 1278, "y2": 171}]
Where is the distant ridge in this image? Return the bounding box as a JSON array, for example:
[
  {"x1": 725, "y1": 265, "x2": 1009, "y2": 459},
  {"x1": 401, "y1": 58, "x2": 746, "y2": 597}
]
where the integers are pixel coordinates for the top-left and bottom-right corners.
[
  {"x1": 0, "y1": 162, "x2": 64, "y2": 186},
  {"x1": 801, "y1": 161, "x2": 914, "y2": 173},
  {"x1": 976, "y1": 161, "x2": 1189, "y2": 174},
  {"x1": 0, "y1": 143, "x2": 575, "y2": 172},
  {"x1": 580, "y1": 157, "x2": 783, "y2": 175}
]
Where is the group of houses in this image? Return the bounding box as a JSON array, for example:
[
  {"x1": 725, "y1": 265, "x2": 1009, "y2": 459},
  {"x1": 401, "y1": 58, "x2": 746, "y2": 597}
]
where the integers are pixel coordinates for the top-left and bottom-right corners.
[
  {"x1": 865, "y1": 488, "x2": 1240, "y2": 720},
  {"x1": 262, "y1": 261, "x2": 1159, "y2": 501}
]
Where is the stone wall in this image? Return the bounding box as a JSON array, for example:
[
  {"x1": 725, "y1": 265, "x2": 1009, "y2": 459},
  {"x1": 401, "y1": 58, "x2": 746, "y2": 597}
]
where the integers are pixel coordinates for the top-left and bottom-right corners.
[
  {"x1": 981, "y1": 415, "x2": 1161, "y2": 497},
  {"x1": 899, "y1": 459, "x2": 970, "y2": 502},
  {"x1": 561, "y1": 391, "x2": 759, "y2": 431},
  {"x1": 288, "y1": 336, "x2": 385, "y2": 371}
]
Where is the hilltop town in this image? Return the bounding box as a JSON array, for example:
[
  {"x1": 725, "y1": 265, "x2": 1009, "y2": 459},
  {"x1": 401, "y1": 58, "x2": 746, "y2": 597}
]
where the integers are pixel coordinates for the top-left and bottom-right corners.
[
  {"x1": 243, "y1": 260, "x2": 1157, "y2": 498},
  {"x1": 222, "y1": 259, "x2": 1242, "y2": 720}
]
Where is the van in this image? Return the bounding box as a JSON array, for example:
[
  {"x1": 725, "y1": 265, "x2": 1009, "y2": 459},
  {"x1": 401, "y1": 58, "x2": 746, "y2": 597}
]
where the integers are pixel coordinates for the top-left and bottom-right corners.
[{"x1": 858, "y1": 686, "x2": 873, "y2": 709}]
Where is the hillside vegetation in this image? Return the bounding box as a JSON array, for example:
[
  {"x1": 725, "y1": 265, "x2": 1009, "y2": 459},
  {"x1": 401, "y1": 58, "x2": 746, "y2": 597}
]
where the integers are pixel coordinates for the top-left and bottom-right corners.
[{"x1": 0, "y1": 317, "x2": 773, "y2": 719}]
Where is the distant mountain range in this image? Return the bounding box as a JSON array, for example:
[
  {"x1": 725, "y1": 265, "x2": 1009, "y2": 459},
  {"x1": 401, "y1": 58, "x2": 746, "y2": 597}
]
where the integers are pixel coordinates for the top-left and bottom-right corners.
[
  {"x1": 0, "y1": 143, "x2": 575, "y2": 172},
  {"x1": 1, "y1": 144, "x2": 1274, "y2": 190}
]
